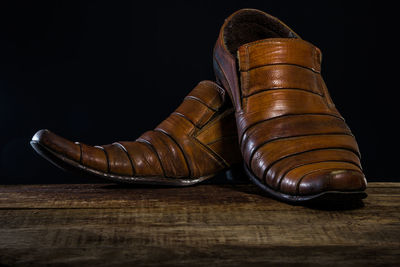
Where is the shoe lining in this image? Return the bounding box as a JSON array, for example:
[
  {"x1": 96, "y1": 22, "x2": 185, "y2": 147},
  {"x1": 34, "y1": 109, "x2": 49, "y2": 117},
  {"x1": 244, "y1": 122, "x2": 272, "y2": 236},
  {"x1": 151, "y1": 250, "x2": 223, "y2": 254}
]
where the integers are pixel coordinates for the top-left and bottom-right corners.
[{"x1": 223, "y1": 10, "x2": 298, "y2": 56}]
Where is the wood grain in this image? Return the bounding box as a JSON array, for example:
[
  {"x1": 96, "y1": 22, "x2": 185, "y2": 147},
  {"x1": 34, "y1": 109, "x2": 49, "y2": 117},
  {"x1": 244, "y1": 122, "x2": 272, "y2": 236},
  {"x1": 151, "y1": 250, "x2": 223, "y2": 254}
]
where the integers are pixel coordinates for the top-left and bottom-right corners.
[{"x1": 0, "y1": 183, "x2": 399, "y2": 266}]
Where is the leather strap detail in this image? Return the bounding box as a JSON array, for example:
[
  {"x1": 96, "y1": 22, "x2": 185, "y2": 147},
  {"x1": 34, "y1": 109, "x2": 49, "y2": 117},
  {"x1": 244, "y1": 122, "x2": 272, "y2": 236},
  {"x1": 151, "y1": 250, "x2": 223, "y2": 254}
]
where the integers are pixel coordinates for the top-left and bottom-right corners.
[
  {"x1": 186, "y1": 81, "x2": 224, "y2": 110},
  {"x1": 157, "y1": 106, "x2": 228, "y2": 177},
  {"x1": 80, "y1": 143, "x2": 108, "y2": 173},
  {"x1": 241, "y1": 114, "x2": 353, "y2": 163},
  {"x1": 236, "y1": 94, "x2": 341, "y2": 139},
  {"x1": 138, "y1": 130, "x2": 190, "y2": 178},
  {"x1": 113, "y1": 142, "x2": 136, "y2": 175},
  {"x1": 234, "y1": 37, "x2": 362, "y2": 193},
  {"x1": 174, "y1": 98, "x2": 215, "y2": 128},
  {"x1": 250, "y1": 134, "x2": 360, "y2": 180},
  {"x1": 238, "y1": 38, "x2": 322, "y2": 73},
  {"x1": 118, "y1": 141, "x2": 164, "y2": 177},
  {"x1": 101, "y1": 144, "x2": 134, "y2": 176},
  {"x1": 241, "y1": 64, "x2": 324, "y2": 97},
  {"x1": 95, "y1": 145, "x2": 110, "y2": 174},
  {"x1": 134, "y1": 80, "x2": 240, "y2": 177}
]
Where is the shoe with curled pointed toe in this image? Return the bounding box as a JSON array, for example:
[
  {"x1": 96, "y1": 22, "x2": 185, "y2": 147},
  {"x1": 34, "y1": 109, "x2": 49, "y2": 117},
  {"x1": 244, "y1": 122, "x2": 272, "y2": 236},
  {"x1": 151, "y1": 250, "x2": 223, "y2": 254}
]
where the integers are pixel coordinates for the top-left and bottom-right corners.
[
  {"x1": 213, "y1": 9, "x2": 367, "y2": 203},
  {"x1": 31, "y1": 81, "x2": 242, "y2": 185}
]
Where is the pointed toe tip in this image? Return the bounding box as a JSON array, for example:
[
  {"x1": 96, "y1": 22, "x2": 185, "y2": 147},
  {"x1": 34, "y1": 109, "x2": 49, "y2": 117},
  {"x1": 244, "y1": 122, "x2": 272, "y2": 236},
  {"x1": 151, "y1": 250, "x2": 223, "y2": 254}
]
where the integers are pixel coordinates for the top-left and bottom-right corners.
[
  {"x1": 329, "y1": 169, "x2": 367, "y2": 191},
  {"x1": 30, "y1": 129, "x2": 81, "y2": 162},
  {"x1": 299, "y1": 169, "x2": 367, "y2": 196},
  {"x1": 31, "y1": 129, "x2": 50, "y2": 143}
]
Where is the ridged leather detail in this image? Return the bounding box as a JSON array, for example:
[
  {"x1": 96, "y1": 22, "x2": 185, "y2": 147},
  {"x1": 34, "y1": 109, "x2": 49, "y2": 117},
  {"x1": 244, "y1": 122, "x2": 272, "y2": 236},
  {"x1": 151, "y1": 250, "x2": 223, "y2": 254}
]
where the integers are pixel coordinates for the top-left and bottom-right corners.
[
  {"x1": 214, "y1": 9, "x2": 367, "y2": 196},
  {"x1": 31, "y1": 81, "x2": 241, "y2": 181}
]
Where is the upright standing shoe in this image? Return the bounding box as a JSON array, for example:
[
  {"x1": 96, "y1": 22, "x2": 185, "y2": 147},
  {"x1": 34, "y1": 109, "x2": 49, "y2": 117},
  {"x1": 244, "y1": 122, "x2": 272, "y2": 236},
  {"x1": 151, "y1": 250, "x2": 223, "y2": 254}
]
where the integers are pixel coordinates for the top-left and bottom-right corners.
[
  {"x1": 213, "y1": 9, "x2": 367, "y2": 203},
  {"x1": 31, "y1": 81, "x2": 241, "y2": 185}
]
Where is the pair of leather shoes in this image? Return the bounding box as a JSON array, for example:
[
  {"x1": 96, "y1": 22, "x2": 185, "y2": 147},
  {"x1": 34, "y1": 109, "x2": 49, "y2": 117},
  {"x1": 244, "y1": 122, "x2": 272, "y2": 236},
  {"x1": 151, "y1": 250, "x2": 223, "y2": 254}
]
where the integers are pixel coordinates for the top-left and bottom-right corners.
[{"x1": 31, "y1": 9, "x2": 367, "y2": 204}]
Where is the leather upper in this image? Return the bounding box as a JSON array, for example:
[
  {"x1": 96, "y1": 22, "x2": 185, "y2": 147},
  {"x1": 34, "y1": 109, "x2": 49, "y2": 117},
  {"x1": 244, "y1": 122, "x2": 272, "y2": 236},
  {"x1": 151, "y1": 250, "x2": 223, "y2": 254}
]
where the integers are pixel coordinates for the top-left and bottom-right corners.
[
  {"x1": 214, "y1": 9, "x2": 367, "y2": 196},
  {"x1": 32, "y1": 81, "x2": 241, "y2": 182}
]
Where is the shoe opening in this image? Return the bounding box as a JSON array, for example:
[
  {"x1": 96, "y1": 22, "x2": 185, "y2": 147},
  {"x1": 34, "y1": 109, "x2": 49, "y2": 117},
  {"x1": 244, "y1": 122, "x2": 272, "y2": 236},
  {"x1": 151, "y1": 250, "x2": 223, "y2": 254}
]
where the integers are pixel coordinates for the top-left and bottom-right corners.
[{"x1": 223, "y1": 9, "x2": 298, "y2": 55}]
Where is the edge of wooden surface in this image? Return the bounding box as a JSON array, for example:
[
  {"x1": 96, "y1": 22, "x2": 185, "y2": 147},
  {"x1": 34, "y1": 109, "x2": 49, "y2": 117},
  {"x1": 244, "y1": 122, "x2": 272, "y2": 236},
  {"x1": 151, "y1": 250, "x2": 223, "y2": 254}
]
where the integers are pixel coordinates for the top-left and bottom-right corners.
[{"x1": 0, "y1": 182, "x2": 399, "y2": 266}]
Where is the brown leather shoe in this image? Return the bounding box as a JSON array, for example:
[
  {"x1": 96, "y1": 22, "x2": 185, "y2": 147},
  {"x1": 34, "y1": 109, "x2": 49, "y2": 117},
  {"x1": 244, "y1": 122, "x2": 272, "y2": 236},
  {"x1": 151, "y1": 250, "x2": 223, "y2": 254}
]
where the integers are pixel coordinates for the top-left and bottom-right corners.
[
  {"x1": 31, "y1": 81, "x2": 241, "y2": 185},
  {"x1": 214, "y1": 9, "x2": 367, "y2": 203}
]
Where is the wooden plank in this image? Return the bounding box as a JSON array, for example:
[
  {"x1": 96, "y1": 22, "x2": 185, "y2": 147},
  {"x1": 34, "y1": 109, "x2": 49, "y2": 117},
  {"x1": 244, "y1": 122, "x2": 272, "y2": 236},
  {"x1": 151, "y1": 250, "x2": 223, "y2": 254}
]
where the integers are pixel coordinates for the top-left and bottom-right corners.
[{"x1": 0, "y1": 183, "x2": 399, "y2": 266}]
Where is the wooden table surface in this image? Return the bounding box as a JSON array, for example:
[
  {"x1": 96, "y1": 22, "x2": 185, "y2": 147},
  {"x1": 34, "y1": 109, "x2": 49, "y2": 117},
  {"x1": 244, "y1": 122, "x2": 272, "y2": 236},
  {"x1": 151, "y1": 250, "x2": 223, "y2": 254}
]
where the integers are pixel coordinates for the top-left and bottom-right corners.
[{"x1": 0, "y1": 182, "x2": 399, "y2": 266}]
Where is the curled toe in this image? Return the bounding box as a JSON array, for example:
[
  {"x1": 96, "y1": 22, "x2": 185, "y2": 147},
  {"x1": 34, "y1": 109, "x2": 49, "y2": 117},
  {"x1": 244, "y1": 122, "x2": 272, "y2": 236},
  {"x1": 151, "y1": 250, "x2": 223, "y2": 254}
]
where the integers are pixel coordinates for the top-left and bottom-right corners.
[{"x1": 31, "y1": 129, "x2": 81, "y2": 162}]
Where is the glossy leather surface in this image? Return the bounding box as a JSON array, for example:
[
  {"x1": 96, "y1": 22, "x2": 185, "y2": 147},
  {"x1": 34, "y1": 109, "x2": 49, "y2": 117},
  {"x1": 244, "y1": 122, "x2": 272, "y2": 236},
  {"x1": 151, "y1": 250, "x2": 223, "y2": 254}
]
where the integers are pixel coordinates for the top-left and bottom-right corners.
[
  {"x1": 214, "y1": 9, "x2": 367, "y2": 197},
  {"x1": 31, "y1": 81, "x2": 241, "y2": 185}
]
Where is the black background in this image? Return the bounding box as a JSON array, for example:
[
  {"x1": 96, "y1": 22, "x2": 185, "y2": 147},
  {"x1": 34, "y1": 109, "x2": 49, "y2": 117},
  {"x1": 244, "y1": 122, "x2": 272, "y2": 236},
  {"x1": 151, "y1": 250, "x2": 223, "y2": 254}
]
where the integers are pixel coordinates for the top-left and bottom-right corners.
[{"x1": 0, "y1": 1, "x2": 396, "y2": 184}]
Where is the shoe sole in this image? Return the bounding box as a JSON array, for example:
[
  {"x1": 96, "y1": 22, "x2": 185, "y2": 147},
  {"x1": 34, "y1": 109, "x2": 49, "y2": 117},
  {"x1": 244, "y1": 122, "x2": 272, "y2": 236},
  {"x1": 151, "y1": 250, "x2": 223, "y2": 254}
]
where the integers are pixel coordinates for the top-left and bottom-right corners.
[
  {"x1": 244, "y1": 163, "x2": 367, "y2": 204},
  {"x1": 30, "y1": 140, "x2": 216, "y2": 186}
]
